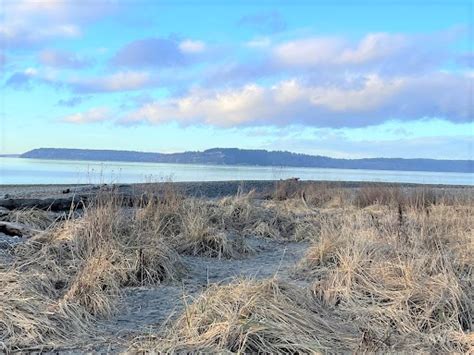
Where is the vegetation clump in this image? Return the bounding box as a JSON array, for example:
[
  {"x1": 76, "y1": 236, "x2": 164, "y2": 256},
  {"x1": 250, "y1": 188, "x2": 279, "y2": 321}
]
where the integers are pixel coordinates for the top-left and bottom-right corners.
[
  {"x1": 298, "y1": 203, "x2": 473, "y2": 352},
  {"x1": 132, "y1": 278, "x2": 359, "y2": 353}
]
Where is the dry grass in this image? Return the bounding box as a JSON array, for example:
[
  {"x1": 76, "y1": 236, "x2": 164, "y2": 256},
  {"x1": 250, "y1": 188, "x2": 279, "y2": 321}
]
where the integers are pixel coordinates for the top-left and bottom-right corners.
[
  {"x1": 1, "y1": 184, "x2": 472, "y2": 352},
  {"x1": 132, "y1": 186, "x2": 472, "y2": 353},
  {"x1": 354, "y1": 185, "x2": 404, "y2": 208},
  {"x1": 217, "y1": 190, "x2": 298, "y2": 240},
  {"x1": 1, "y1": 191, "x2": 184, "y2": 351},
  {"x1": 4, "y1": 207, "x2": 56, "y2": 230},
  {"x1": 136, "y1": 190, "x2": 253, "y2": 258},
  {"x1": 0, "y1": 269, "x2": 89, "y2": 352},
  {"x1": 175, "y1": 199, "x2": 252, "y2": 258},
  {"x1": 60, "y1": 250, "x2": 126, "y2": 318},
  {"x1": 1, "y1": 186, "x2": 278, "y2": 350},
  {"x1": 298, "y1": 203, "x2": 473, "y2": 352},
  {"x1": 218, "y1": 189, "x2": 261, "y2": 232},
  {"x1": 275, "y1": 180, "x2": 473, "y2": 210},
  {"x1": 132, "y1": 278, "x2": 359, "y2": 353},
  {"x1": 274, "y1": 180, "x2": 348, "y2": 208},
  {"x1": 354, "y1": 185, "x2": 472, "y2": 209},
  {"x1": 251, "y1": 207, "x2": 297, "y2": 240}
]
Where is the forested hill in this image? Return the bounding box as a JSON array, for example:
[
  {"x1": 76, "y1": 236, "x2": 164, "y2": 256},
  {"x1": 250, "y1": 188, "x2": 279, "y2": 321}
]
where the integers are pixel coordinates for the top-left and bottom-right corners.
[{"x1": 20, "y1": 148, "x2": 473, "y2": 173}]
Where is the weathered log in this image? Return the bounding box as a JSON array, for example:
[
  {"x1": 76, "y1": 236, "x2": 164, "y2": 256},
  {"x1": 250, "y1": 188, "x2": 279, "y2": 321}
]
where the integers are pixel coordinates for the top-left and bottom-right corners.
[
  {"x1": 0, "y1": 221, "x2": 40, "y2": 238},
  {"x1": 0, "y1": 195, "x2": 89, "y2": 211},
  {"x1": 0, "y1": 192, "x2": 142, "y2": 212}
]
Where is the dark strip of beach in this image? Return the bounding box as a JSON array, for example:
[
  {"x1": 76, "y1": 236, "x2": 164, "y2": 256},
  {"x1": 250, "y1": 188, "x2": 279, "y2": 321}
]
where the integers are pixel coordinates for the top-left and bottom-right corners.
[{"x1": 1, "y1": 180, "x2": 472, "y2": 201}]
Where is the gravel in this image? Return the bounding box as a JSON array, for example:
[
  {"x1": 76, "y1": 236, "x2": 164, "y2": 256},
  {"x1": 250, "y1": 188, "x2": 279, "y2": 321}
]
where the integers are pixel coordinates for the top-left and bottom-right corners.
[{"x1": 1, "y1": 180, "x2": 471, "y2": 201}]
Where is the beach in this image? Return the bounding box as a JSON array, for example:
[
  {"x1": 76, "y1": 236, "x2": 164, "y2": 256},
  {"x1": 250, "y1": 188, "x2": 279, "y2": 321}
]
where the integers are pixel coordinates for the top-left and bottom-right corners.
[
  {"x1": 0, "y1": 181, "x2": 472, "y2": 352},
  {"x1": 1, "y1": 179, "x2": 472, "y2": 199}
]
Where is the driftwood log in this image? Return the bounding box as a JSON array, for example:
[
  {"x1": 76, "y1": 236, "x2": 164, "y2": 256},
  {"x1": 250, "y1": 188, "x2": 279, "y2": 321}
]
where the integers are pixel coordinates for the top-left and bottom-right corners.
[
  {"x1": 0, "y1": 185, "x2": 141, "y2": 212},
  {"x1": 0, "y1": 193, "x2": 142, "y2": 212},
  {"x1": 0, "y1": 195, "x2": 89, "y2": 212},
  {"x1": 0, "y1": 221, "x2": 40, "y2": 238}
]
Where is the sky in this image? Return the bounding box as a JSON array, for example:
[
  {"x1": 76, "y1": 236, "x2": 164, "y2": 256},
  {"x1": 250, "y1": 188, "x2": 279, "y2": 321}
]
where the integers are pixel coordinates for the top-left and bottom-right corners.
[{"x1": 1, "y1": 0, "x2": 473, "y2": 159}]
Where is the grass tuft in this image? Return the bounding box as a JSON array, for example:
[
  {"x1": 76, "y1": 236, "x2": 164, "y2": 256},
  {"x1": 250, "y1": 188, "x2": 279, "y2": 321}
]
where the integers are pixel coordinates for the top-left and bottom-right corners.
[{"x1": 132, "y1": 278, "x2": 359, "y2": 353}]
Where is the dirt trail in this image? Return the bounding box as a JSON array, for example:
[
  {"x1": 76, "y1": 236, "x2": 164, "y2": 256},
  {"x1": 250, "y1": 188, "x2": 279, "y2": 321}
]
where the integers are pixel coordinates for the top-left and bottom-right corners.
[{"x1": 71, "y1": 238, "x2": 309, "y2": 353}]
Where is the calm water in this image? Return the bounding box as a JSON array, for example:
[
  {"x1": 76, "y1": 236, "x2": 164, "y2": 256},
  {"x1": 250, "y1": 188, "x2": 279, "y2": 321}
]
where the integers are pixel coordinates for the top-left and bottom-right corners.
[{"x1": 0, "y1": 157, "x2": 473, "y2": 185}]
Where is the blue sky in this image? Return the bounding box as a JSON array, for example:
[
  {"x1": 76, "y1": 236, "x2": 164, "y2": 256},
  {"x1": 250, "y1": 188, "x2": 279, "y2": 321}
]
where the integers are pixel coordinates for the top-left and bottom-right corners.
[{"x1": 1, "y1": 0, "x2": 473, "y2": 159}]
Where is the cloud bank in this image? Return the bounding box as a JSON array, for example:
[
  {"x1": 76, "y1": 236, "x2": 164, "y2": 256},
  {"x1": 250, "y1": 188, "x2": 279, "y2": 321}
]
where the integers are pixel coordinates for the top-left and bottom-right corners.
[{"x1": 125, "y1": 72, "x2": 471, "y2": 128}]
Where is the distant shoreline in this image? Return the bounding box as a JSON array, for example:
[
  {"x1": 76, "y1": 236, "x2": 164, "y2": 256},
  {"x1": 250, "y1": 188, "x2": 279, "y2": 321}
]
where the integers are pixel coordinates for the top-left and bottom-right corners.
[
  {"x1": 2, "y1": 155, "x2": 474, "y2": 186},
  {"x1": 14, "y1": 155, "x2": 474, "y2": 175},
  {"x1": 19, "y1": 147, "x2": 474, "y2": 174}
]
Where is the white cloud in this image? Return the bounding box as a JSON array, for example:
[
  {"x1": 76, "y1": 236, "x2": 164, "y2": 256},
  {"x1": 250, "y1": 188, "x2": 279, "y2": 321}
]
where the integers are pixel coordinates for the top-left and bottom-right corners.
[
  {"x1": 201, "y1": 28, "x2": 463, "y2": 88},
  {"x1": 272, "y1": 32, "x2": 448, "y2": 74},
  {"x1": 1, "y1": 0, "x2": 115, "y2": 49},
  {"x1": 308, "y1": 75, "x2": 405, "y2": 112},
  {"x1": 39, "y1": 49, "x2": 89, "y2": 68},
  {"x1": 0, "y1": 0, "x2": 62, "y2": 17},
  {"x1": 126, "y1": 84, "x2": 268, "y2": 127},
  {"x1": 179, "y1": 39, "x2": 206, "y2": 53},
  {"x1": 6, "y1": 68, "x2": 161, "y2": 93},
  {"x1": 124, "y1": 72, "x2": 471, "y2": 128},
  {"x1": 44, "y1": 24, "x2": 81, "y2": 38},
  {"x1": 2, "y1": 0, "x2": 115, "y2": 22},
  {"x1": 24, "y1": 67, "x2": 38, "y2": 76},
  {"x1": 61, "y1": 107, "x2": 110, "y2": 124},
  {"x1": 68, "y1": 71, "x2": 154, "y2": 93},
  {"x1": 273, "y1": 37, "x2": 344, "y2": 67},
  {"x1": 338, "y1": 33, "x2": 407, "y2": 64},
  {"x1": 0, "y1": 22, "x2": 81, "y2": 48},
  {"x1": 245, "y1": 37, "x2": 272, "y2": 48}
]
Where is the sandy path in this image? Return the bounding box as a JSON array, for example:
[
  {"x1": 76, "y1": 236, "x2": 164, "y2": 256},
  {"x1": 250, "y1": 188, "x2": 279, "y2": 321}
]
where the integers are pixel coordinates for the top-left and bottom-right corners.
[{"x1": 73, "y1": 238, "x2": 309, "y2": 353}]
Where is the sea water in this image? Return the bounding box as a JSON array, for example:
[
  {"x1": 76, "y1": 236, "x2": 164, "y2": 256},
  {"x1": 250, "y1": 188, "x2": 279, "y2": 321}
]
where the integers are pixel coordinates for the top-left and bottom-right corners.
[{"x1": 1, "y1": 157, "x2": 473, "y2": 185}]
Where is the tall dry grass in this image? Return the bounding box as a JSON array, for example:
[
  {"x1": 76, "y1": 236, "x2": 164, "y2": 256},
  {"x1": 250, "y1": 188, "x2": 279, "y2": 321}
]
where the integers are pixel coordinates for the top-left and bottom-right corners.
[
  {"x1": 274, "y1": 180, "x2": 349, "y2": 208},
  {"x1": 274, "y1": 180, "x2": 473, "y2": 210},
  {"x1": 2, "y1": 186, "x2": 293, "y2": 351},
  {"x1": 1, "y1": 184, "x2": 472, "y2": 352},
  {"x1": 133, "y1": 186, "x2": 473, "y2": 353},
  {"x1": 0, "y1": 269, "x2": 90, "y2": 352},
  {"x1": 136, "y1": 188, "x2": 254, "y2": 258},
  {"x1": 298, "y1": 203, "x2": 473, "y2": 352},
  {"x1": 354, "y1": 185, "x2": 472, "y2": 209},
  {"x1": 217, "y1": 189, "x2": 298, "y2": 240},
  {"x1": 1, "y1": 191, "x2": 184, "y2": 351}
]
